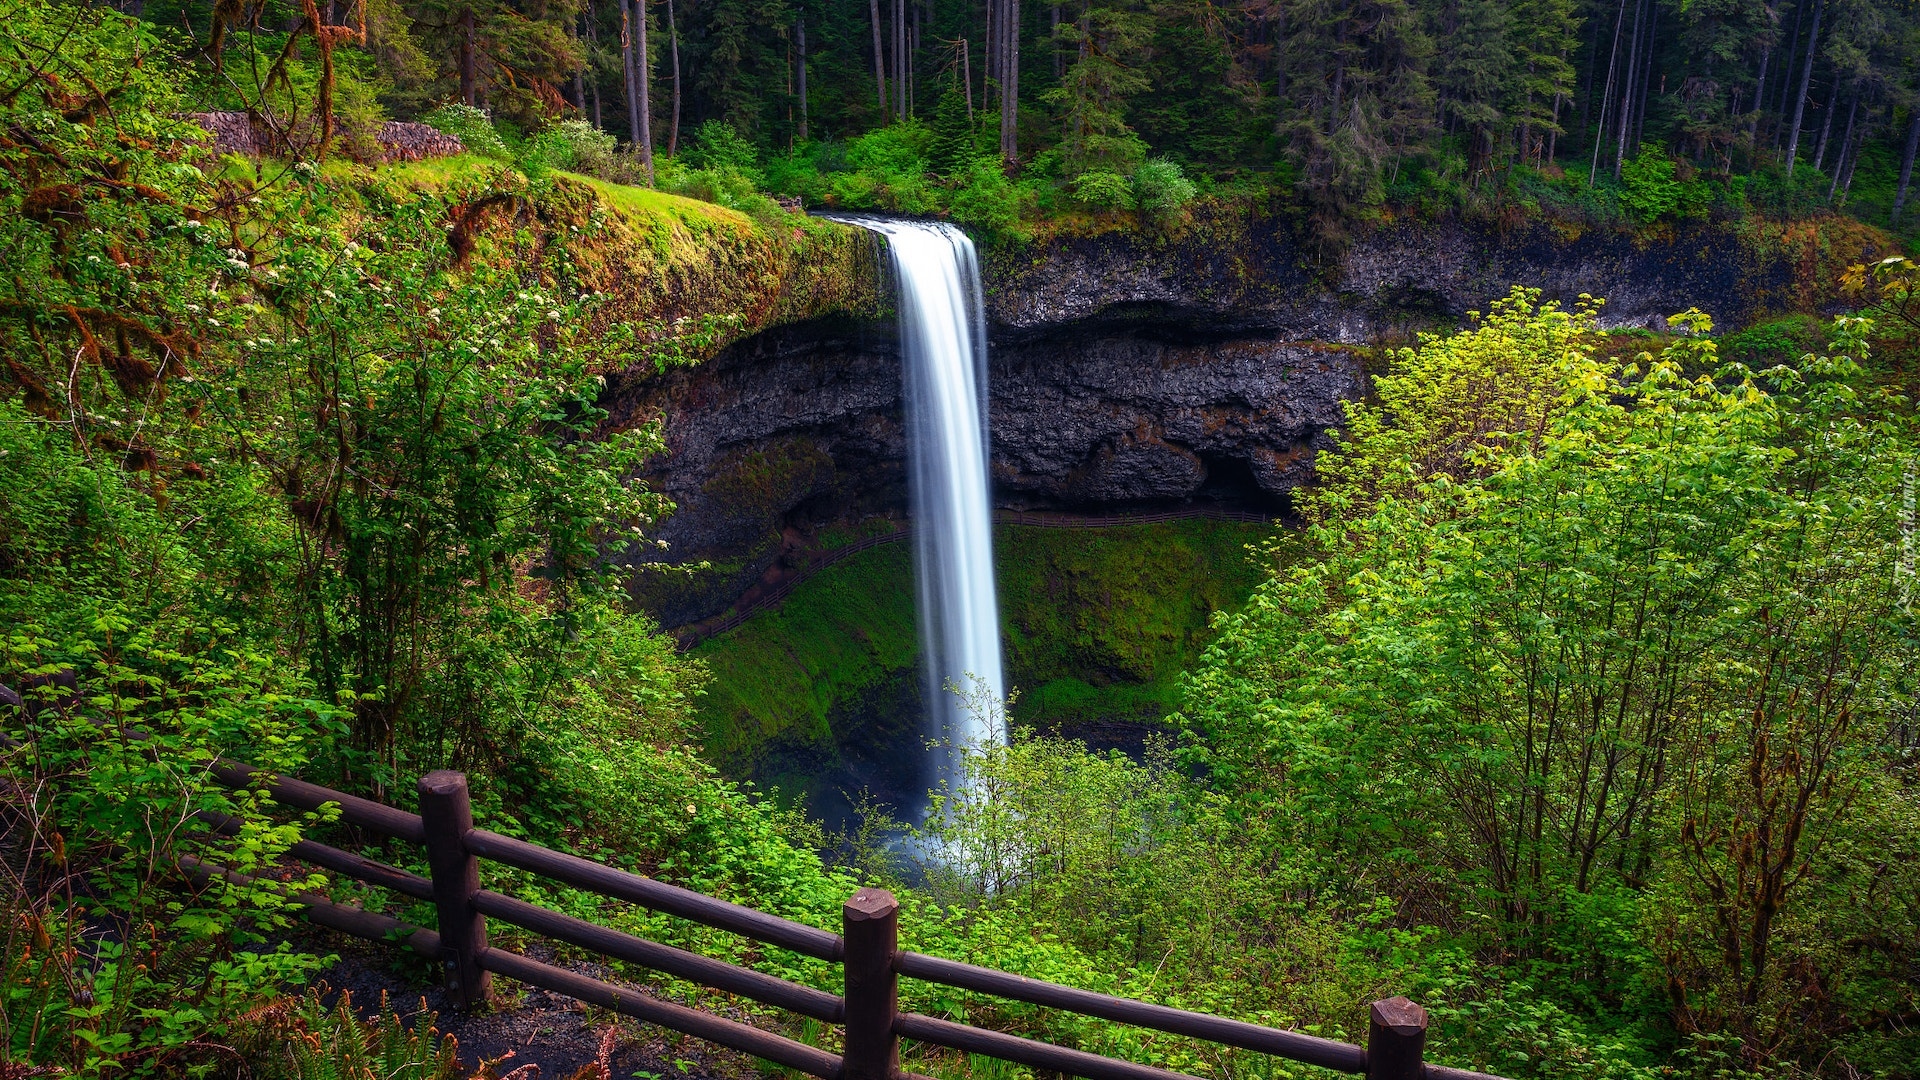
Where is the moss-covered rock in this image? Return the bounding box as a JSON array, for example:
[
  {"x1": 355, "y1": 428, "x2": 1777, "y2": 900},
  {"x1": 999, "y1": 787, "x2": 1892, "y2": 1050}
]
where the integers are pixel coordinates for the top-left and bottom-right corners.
[{"x1": 689, "y1": 517, "x2": 1279, "y2": 780}]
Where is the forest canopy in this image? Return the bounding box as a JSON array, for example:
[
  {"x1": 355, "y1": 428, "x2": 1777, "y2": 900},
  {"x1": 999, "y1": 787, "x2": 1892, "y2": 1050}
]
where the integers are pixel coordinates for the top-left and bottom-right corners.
[{"x1": 139, "y1": 0, "x2": 1920, "y2": 243}]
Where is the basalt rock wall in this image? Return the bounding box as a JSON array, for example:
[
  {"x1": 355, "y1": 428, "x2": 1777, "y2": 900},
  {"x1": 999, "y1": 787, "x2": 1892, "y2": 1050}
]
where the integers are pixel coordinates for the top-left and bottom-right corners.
[
  {"x1": 608, "y1": 318, "x2": 1360, "y2": 629},
  {"x1": 989, "y1": 210, "x2": 1889, "y2": 337},
  {"x1": 612, "y1": 211, "x2": 1891, "y2": 630}
]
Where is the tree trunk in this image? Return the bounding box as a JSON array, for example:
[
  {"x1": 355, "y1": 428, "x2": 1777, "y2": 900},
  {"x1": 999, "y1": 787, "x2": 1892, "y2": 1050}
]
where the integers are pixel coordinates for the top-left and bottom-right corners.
[
  {"x1": 666, "y1": 0, "x2": 681, "y2": 153},
  {"x1": 1547, "y1": 91, "x2": 1563, "y2": 164},
  {"x1": 459, "y1": 8, "x2": 478, "y2": 106},
  {"x1": 895, "y1": 0, "x2": 907, "y2": 118},
  {"x1": 1614, "y1": 0, "x2": 1646, "y2": 179},
  {"x1": 1578, "y1": 0, "x2": 1606, "y2": 146},
  {"x1": 796, "y1": 14, "x2": 808, "y2": 142},
  {"x1": 1630, "y1": 0, "x2": 1655, "y2": 157},
  {"x1": 999, "y1": 0, "x2": 1019, "y2": 163},
  {"x1": 1836, "y1": 124, "x2": 1861, "y2": 201},
  {"x1": 985, "y1": 0, "x2": 995, "y2": 116},
  {"x1": 1812, "y1": 83, "x2": 1837, "y2": 174},
  {"x1": 587, "y1": 3, "x2": 603, "y2": 129},
  {"x1": 621, "y1": 2, "x2": 640, "y2": 147},
  {"x1": 1590, "y1": 0, "x2": 1630, "y2": 185},
  {"x1": 962, "y1": 36, "x2": 974, "y2": 117},
  {"x1": 1892, "y1": 110, "x2": 1920, "y2": 224},
  {"x1": 871, "y1": 0, "x2": 889, "y2": 119},
  {"x1": 1771, "y1": 0, "x2": 1807, "y2": 154},
  {"x1": 635, "y1": 0, "x2": 653, "y2": 181},
  {"x1": 1051, "y1": 0, "x2": 1060, "y2": 79},
  {"x1": 1747, "y1": 43, "x2": 1770, "y2": 144},
  {"x1": 1784, "y1": 0, "x2": 1824, "y2": 177},
  {"x1": 1828, "y1": 94, "x2": 1859, "y2": 202}
]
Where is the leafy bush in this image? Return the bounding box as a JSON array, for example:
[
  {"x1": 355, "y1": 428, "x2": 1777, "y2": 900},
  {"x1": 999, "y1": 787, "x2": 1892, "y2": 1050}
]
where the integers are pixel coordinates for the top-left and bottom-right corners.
[
  {"x1": 682, "y1": 119, "x2": 763, "y2": 181},
  {"x1": 1618, "y1": 149, "x2": 1711, "y2": 223},
  {"x1": 947, "y1": 156, "x2": 1025, "y2": 238},
  {"x1": 1132, "y1": 158, "x2": 1197, "y2": 221},
  {"x1": 1070, "y1": 169, "x2": 1135, "y2": 211},
  {"x1": 548, "y1": 118, "x2": 618, "y2": 176},
  {"x1": 423, "y1": 103, "x2": 511, "y2": 161}
]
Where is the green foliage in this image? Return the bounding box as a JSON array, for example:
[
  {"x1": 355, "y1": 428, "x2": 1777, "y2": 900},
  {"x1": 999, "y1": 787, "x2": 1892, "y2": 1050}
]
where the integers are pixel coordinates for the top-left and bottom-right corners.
[
  {"x1": 0, "y1": 405, "x2": 340, "y2": 1073},
  {"x1": 424, "y1": 103, "x2": 512, "y2": 161},
  {"x1": 1180, "y1": 301, "x2": 1920, "y2": 1071},
  {"x1": 947, "y1": 157, "x2": 1027, "y2": 239},
  {"x1": 546, "y1": 119, "x2": 619, "y2": 176},
  {"x1": 1308, "y1": 288, "x2": 1601, "y2": 519},
  {"x1": 1131, "y1": 158, "x2": 1197, "y2": 222},
  {"x1": 243, "y1": 990, "x2": 462, "y2": 1080},
  {"x1": 0, "y1": 5, "x2": 705, "y2": 1069},
  {"x1": 684, "y1": 120, "x2": 767, "y2": 180},
  {"x1": 1070, "y1": 169, "x2": 1136, "y2": 211},
  {"x1": 928, "y1": 86, "x2": 981, "y2": 177},
  {"x1": 1618, "y1": 149, "x2": 1712, "y2": 223}
]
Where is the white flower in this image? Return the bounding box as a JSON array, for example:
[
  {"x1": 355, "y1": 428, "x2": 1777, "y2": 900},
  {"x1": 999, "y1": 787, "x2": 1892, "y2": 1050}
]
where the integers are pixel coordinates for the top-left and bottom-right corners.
[{"x1": 547, "y1": 310, "x2": 562, "y2": 321}]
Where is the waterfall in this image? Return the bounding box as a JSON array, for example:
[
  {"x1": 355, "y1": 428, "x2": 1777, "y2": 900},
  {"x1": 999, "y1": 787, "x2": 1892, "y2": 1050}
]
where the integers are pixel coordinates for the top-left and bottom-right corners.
[{"x1": 842, "y1": 217, "x2": 1006, "y2": 801}]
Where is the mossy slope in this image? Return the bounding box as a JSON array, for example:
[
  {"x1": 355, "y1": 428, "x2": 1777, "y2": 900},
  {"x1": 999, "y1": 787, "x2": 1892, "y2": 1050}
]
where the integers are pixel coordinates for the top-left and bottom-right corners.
[{"x1": 307, "y1": 153, "x2": 886, "y2": 371}]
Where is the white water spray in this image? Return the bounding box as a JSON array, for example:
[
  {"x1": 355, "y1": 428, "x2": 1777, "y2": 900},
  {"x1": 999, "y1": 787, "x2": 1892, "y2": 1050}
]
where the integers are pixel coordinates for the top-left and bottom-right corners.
[{"x1": 843, "y1": 217, "x2": 1006, "y2": 800}]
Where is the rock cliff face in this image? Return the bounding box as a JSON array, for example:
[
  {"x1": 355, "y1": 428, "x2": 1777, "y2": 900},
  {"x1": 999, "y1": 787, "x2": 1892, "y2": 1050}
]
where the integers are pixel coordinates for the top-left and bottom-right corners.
[
  {"x1": 612, "y1": 211, "x2": 1889, "y2": 629},
  {"x1": 988, "y1": 211, "x2": 1889, "y2": 337},
  {"x1": 608, "y1": 317, "x2": 1359, "y2": 628}
]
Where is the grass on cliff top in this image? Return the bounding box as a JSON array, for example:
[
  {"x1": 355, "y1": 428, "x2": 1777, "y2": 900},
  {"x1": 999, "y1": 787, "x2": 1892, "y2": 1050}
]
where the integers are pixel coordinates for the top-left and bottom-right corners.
[{"x1": 690, "y1": 517, "x2": 1288, "y2": 773}]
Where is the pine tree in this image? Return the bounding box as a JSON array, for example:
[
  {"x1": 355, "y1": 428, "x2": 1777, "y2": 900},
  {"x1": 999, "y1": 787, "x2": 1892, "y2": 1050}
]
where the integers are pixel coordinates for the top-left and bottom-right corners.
[
  {"x1": 1277, "y1": 0, "x2": 1434, "y2": 248},
  {"x1": 930, "y1": 81, "x2": 977, "y2": 173}
]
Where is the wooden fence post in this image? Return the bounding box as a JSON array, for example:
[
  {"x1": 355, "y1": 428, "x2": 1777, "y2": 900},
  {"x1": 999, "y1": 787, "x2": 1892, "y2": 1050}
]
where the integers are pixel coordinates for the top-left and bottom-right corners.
[
  {"x1": 1366, "y1": 997, "x2": 1427, "y2": 1080},
  {"x1": 419, "y1": 770, "x2": 491, "y2": 1009},
  {"x1": 842, "y1": 888, "x2": 900, "y2": 1080}
]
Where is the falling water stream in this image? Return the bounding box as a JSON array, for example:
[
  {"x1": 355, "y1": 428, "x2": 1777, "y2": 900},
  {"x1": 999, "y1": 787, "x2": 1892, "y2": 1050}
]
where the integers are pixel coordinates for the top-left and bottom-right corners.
[{"x1": 838, "y1": 216, "x2": 1006, "y2": 806}]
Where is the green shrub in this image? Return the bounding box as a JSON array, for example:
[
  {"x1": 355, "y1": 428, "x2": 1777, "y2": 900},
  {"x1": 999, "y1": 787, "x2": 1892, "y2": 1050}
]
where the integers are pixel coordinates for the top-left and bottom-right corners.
[
  {"x1": 549, "y1": 118, "x2": 618, "y2": 176},
  {"x1": 765, "y1": 147, "x2": 830, "y2": 204},
  {"x1": 846, "y1": 120, "x2": 934, "y2": 176},
  {"x1": 422, "y1": 103, "x2": 510, "y2": 161},
  {"x1": 1132, "y1": 158, "x2": 1197, "y2": 220},
  {"x1": 1618, "y1": 149, "x2": 1712, "y2": 223},
  {"x1": 1070, "y1": 168, "x2": 1135, "y2": 211},
  {"x1": 947, "y1": 156, "x2": 1024, "y2": 238},
  {"x1": 683, "y1": 119, "x2": 763, "y2": 181}
]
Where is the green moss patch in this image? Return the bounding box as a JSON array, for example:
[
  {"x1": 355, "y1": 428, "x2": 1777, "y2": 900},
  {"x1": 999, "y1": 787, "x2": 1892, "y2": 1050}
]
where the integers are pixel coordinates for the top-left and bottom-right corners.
[{"x1": 690, "y1": 517, "x2": 1284, "y2": 774}]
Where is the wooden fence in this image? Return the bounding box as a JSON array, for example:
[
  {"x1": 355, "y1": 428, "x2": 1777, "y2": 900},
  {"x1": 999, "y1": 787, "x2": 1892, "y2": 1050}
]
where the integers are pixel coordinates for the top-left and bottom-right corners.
[
  {"x1": 180, "y1": 759, "x2": 1503, "y2": 1080},
  {"x1": 674, "y1": 507, "x2": 1276, "y2": 648}
]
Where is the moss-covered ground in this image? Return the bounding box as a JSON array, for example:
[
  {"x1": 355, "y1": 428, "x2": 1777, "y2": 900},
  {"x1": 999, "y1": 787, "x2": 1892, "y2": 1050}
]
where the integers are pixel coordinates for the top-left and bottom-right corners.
[{"x1": 689, "y1": 517, "x2": 1286, "y2": 779}]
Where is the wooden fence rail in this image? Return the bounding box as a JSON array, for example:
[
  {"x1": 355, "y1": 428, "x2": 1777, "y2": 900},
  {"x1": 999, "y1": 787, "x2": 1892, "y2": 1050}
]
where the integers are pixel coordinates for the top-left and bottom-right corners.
[{"x1": 174, "y1": 760, "x2": 1507, "y2": 1080}]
